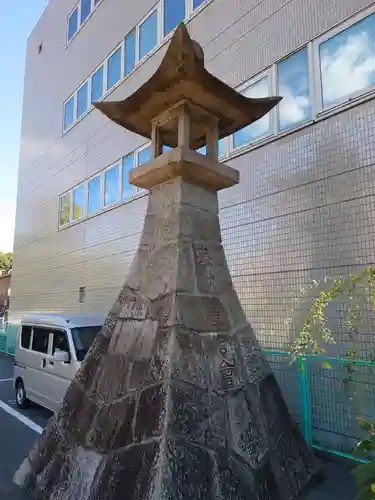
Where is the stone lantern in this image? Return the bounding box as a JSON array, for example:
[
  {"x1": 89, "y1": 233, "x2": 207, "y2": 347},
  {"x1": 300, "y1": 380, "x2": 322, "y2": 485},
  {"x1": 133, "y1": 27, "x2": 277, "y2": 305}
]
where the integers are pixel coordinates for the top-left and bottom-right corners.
[{"x1": 15, "y1": 23, "x2": 317, "y2": 500}]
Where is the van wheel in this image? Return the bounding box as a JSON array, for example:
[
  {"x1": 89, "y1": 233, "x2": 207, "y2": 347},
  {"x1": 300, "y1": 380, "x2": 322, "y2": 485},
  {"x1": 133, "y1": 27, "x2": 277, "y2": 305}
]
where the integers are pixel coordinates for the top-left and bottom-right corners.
[{"x1": 15, "y1": 380, "x2": 29, "y2": 409}]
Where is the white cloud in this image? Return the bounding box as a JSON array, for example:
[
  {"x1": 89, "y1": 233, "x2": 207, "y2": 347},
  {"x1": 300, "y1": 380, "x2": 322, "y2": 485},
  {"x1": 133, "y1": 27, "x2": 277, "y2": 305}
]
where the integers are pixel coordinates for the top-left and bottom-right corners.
[
  {"x1": 279, "y1": 86, "x2": 310, "y2": 127},
  {"x1": 321, "y1": 30, "x2": 375, "y2": 105}
]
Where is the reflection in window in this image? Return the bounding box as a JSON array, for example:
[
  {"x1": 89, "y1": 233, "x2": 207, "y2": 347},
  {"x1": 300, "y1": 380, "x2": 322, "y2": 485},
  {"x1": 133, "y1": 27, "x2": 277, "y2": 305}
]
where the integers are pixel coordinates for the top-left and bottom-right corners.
[
  {"x1": 197, "y1": 139, "x2": 226, "y2": 157},
  {"x1": 88, "y1": 176, "x2": 101, "y2": 214},
  {"x1": 64, "y1": 96, "x2": 75, "y2": 130},
  {"x1": 122, "y1": 154, "x2": 135, "y2": 200},
  {"x1": 59, "y1": 193, "x2": 71, "y2": 226},
  {"x1": 319, "y1": 13, "x2": 375, "y2": 108},
  {"x1": 139, "y1": 11, "x2": 158, "y2": 60},
  {"x1": 277, "y1": 49, "x2": 311, "y2": 131},
  {"x1": 94, "y1": 0, "x2": 101, "y2": 5},
  {"x1": 77, "y1": 82, "x2": 89, "y2": 119},
  {"x1": 107, "y1": 47, "x2": 122, "y2": 90},
  {"x1": 164, "y1": 0, "x2": 185, "y2": 36},
  {"x1": 81, "y1": 0, "x2": 91, "y2": 24},
  {"x1": 73, "y1": 184, "x2": 85, "y2": 220},
  {"x1": 218, "y1": 138, "x2": 225, "y2": 158},
  {"x1": 91, "y1": 66, "x2": 104, "y2": 103},
  {"x1": 193, "y1": 0, "x2": 206, "y2": 8},
  {"x1": 137, "y1": 146, "x2": 151, "y2": 165},
  {"x1": 125, "y1": 30, "x2": 136, "y2": 76},
  {"x1": 233, "y1": 77, "x2": 270, "y2": 148},
  {"x1": 68, "y1": 8, "x2": 78, "y2": 42},
  {"x1": 104, "y1": 164, "x2": 119, "y2": 206}
]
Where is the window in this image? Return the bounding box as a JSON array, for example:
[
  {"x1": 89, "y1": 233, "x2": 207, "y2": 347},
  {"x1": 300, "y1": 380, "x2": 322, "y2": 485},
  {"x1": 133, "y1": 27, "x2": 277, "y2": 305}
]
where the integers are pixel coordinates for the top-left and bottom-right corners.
[
  {"x1": 218, "y1": 138, "x2": 226, "y2": 158},
  {"x1": 77, "y1": 81, "x2": 89, "y2": 119},
  {"x1": 52, "y1": 330, "x2": 70, "y2": 355},
  {"x1": 164, "y1": 0, "x2": 185, "y2": 36},
  {"x1": 233, "y1": 76, "x2": 271, "y2": 148},
  {"x1": 104, "y1": 164, "x2": 120, "y2": 206},
  {"x1": 88, "y1": 175, "x2": 101, "y2": 214},
  {"x1": 139, "y1": 10, "x2": 158, "y2": 60},
  {"x1": 31, "y1": 328, "x2": 49, "y2": 354},
  {"x1": 94, "y1": 0, "x2": 101, "y2": 5},
  {"x1": 193, "y1": 0, "x2": 206, "y2": 9},
  {"x1": 137, "y1": 146, "x2": 151, "y2": 166},
  {"x1": 72, "y1": 326, "x2": 101, "y2": 361},
  {"x1": 125, "y1": 30, "x2": 136, "y2": 76},
  {"x1": 277, "y1": 49, "x2": 311, "y2": 131},
  {"x1": 107, "y1": 47, "x2": 122, "y2": 90},
  {"x1": 80, "y1": 0, "x2": 91, "y2": 24},
  {"x1": 318, "y1": 13, "x2": 375, "y2": 109},
  {"x1": 73, "y1": 184, "x2": 85, "y2": 220},
  {"x1": 122, "y1": 153, "x2": 135, "y2": 200},
  {"x1": 68, "y1": 7, "x2": 79, "y2": 42},
  {"x1": 21, "y1": 326, "x2": 32, "y2": 349},
  {"x1": 91, "y1": 65, "x2": 104, "y2": 103},
  {"x1": 59, "y1": 192, "x2": 71, "y2": 226},
  {"x1": 64, "y1": 96, "x2": 75, "y2": 130}
]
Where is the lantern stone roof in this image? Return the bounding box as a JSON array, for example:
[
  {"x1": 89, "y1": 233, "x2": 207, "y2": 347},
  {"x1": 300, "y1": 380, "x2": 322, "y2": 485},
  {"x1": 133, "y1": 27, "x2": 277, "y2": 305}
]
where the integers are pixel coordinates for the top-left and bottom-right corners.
[{"x1": 94, "y1": 23, "x2": 281, "y2": 150}]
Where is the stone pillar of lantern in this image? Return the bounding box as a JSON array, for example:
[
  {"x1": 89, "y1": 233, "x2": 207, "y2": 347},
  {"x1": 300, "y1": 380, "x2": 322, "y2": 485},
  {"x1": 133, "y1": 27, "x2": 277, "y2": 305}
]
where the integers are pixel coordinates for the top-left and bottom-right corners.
[{"x1": 14, "y1": 23, "x2": 318, "y2": 500}]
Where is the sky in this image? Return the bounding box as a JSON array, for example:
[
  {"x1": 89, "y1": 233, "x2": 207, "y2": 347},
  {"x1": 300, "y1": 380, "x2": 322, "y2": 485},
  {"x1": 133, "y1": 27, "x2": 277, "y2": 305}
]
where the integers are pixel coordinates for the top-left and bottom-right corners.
[{"x1": 0, "y1": 0, "x2": 48, "y2": 253}]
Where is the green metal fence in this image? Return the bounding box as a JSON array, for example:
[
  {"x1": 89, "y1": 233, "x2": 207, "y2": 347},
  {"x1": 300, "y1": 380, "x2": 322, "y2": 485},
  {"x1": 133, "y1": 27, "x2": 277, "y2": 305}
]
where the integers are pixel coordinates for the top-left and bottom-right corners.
[
  {"x1": 0, "y1": 324, "x2": 374, "y2": 461},
  {"x1": 0, "y1": 324, "x2": 17, "y2": 355},
  {"x1": 265, "y1": 350, "x2": 375, "y2": 463}
]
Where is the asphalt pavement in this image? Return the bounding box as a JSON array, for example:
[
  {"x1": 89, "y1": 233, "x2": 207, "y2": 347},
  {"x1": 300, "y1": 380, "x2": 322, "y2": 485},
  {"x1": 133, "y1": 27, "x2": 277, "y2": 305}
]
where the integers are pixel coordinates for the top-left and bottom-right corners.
[{"x1": 0, "y1": 352, "x2": 51, "y2": 497}]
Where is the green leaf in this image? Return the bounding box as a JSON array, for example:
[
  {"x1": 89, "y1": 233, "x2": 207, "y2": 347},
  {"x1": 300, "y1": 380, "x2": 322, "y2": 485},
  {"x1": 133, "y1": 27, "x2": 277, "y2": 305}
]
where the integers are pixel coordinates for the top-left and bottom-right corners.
[
  {"x1": 354, "y1": 484, "x2": 375, "y2": 500},
  {"x1": 322, "y1": 361, "x2": 332, "y2": 369},
  {"x1": 353, "y1": 463, "x2": 375, "y2": 490}
]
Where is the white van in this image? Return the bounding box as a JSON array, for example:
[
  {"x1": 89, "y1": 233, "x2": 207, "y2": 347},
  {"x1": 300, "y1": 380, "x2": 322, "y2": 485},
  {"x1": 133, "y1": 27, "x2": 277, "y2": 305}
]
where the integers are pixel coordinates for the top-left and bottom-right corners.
[{"x1": 13, "y1": 313, "x2": 105, "y2": 413}]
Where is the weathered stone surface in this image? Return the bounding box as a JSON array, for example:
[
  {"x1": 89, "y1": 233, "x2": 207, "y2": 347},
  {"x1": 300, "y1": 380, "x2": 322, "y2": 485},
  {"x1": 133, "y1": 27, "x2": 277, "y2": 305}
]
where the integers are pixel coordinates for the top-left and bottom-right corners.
[
  {"x1": 176, "y1": 294, "x2": 230, "y2": 332},
  {"x1": 86, "y1": 395, "x2": 136, "y2": 451},
  {"x1": 170, "y1": 329, "x2": 208, "y2": 387},
  {"x1": 193, "y1": 243, "x2": 232, "y2": 293},
  {"x1": 155, "y1": 438, "x2": 214, "y2": 500},
  {"x1": 135, "y1": 384, "x2": 167, "y2": 441},
  {"x1": 140, "y1": 240, "x2": 195, "y2": 300},
  {"x1": 203, "y1": 333, "x2": 245, "y2": 392},
  {"x1": 17, "y1": 23, "x2": 316, "y2": 500},
  {"x1": 227, "y1": 386, "x2": 268, "y2": 469},
  {"x1": 90, "y1": 441, "x2": 159, "y2": 500},
  {"x1": 167, "y1": 381, "x2": 208, "y2": 444}
]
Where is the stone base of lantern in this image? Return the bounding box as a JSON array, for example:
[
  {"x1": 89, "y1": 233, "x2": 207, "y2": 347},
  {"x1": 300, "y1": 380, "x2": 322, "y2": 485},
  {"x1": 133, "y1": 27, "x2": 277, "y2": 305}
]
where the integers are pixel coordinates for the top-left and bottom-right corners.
[{"x1": 15, "y1": 178, "x2": 317, "y2": 500}]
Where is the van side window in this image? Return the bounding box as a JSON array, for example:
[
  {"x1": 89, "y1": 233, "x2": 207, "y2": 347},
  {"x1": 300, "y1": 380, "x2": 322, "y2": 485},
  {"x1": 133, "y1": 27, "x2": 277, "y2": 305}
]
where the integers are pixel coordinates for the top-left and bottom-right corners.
[
  {"x1": 31, "y1": 328, "x2": 49, "y2": 354},
  {"x1": 21, "y1": 326, "x2": 32, "y2": 349},
  {"x1": 52, "y1": 330, "x2": 70, "y2": 354}
]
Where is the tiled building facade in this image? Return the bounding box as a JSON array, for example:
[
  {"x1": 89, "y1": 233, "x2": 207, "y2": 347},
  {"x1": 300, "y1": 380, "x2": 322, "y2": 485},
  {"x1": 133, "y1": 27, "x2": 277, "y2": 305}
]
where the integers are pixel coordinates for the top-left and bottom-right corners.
[{"x1": 12, "y1": 0, "x2": 375, "y2": 356}]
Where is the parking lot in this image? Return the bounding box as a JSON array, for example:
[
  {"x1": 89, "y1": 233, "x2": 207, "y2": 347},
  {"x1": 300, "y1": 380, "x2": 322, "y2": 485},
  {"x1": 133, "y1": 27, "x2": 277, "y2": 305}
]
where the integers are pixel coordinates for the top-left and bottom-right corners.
[{"x1": 0, "y1": 352, "x2": 51, "y2": 496}]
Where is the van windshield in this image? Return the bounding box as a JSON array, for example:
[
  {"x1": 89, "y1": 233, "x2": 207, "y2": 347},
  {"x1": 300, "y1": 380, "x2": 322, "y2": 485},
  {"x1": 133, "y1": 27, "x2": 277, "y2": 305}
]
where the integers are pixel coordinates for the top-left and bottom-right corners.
[{"x1": 71, "y1": 326, "x2": 102, "y2": 361}]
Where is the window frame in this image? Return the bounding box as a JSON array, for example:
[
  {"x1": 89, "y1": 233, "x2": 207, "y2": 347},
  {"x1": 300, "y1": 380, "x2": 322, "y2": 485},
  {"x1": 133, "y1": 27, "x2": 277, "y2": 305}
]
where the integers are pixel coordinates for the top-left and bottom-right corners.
[
  {"x1": 76, "y1": 80, "x2": 90, "y2": 120},
  {"x1": 90, "y1": 64, "x2": 105, "y2": 104},
  {"x1": 103, "y1": 162, "x2": 121, "y2": 208},
  {"x1": 275, "y1": 45, "x2": 313, "y2": 134},
  {"x1": 67, "y1": 5, "x2": 80, "y2": 44},
  {"x1": 87, "y1": 173, "x2": 102, "y2": 215},
  {"x1": 230, "y1": 69, "x2": 275, "y2": 153},
  {"x1": 312, "y1": 6, "x2": 375, "y2": 115},
  {"x1": 63, "y1": 94, "x2": 76, "y2": 132},
  {"x1": 106, "y1": 43, "x2": 124, "y2": 92},
  {"x1": 121, "y1": 152, "x2": 137, "y2": 201},
  {"x1": 72, "y1": 182, "x2": 86, "y2": 221},
  {"x1": 162, "y1": 0, "x2": 187, "y2": 38},
  {"x1": 138, "y1": 6, "x2": 160, "y2": 64},
  {"x1": 67, "y1": 0, "x2": 103, "y2": 46},
  {"x1": 59, "y1": 190, "x2": 72, "y2": 228}
]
